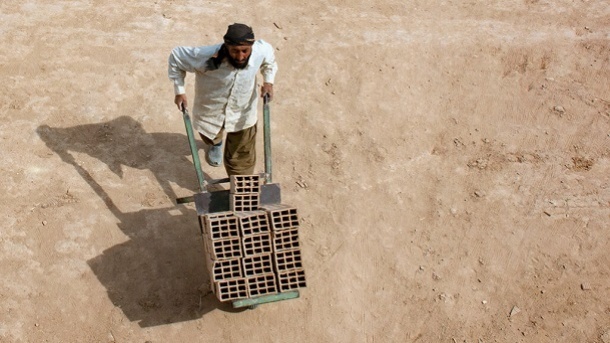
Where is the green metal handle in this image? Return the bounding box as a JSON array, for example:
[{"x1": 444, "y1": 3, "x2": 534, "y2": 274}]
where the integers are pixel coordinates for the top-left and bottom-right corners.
[
  {"x1": 182, "y1": 107, "x2": 207, "y2": 192},
  {"x1": 232, "y1": 290, "x2": 299, "y2": 308},
  {"x1": 263, "y1": 94, "x2": 272, "y2": 184}
]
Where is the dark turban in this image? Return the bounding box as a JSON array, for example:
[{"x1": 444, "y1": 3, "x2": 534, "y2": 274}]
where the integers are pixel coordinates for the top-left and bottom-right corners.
[{"x1": 223, "y1": 23, "x2": 255, "y2": 46}]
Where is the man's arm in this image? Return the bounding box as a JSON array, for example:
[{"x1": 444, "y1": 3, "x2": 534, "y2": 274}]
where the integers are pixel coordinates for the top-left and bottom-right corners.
[
  {"x1": 258, "y1": 40, "x2": 278, "y2": 101},
  {"x1": 168, "y1": 45, "x2": 218, "y2": 109}
]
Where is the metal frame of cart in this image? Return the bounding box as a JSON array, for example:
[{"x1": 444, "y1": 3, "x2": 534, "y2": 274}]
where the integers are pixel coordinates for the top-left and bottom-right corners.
[{"x1": 177, "y1": 95, "x2": 300, "y2": 309}]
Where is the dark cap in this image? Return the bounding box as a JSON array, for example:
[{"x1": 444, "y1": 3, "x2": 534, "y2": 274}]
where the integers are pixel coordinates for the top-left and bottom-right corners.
[{"x1": 223, "y1": 23, "x2": 255, "y2": 46}]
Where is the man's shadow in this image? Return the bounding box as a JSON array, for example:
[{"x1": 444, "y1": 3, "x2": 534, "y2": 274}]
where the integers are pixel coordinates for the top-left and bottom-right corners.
[{"x1": 37, "y1": 116, "x2": 242, "y2": 327}]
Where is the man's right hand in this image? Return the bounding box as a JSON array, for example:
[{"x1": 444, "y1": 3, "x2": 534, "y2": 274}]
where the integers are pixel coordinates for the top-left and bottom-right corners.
[{"x1": 175, "y1": 94, "x2": 188, "y2": 111}]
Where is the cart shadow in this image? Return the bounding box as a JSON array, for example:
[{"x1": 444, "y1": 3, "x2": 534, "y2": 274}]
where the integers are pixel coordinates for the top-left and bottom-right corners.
[
  {"x1": 37, "y1": 116, "x2": 243, "y2": 327},
  {"x1": 85, "y1": 205, "x2": 248, "y2": 327}
]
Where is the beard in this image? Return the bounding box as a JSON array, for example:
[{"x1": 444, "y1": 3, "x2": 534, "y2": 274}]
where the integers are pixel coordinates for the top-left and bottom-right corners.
[{"x1": 226, "y1": 53, "x2": 250, "y2": 69}]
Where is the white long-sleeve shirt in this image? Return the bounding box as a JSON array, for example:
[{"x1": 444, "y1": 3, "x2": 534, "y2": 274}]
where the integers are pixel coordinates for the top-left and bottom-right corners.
[{"x1": 168, "y1": 40, "x2": 278, "y2": 139}]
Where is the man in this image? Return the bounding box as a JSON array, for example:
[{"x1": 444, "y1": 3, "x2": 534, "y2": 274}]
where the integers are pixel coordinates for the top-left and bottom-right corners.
[{"x1": 168, "y1": 23, "x2": 277, "y2": 176}]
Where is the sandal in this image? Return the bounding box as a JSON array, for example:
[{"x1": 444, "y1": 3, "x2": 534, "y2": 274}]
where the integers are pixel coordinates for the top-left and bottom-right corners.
[{"x1": 207, "y1": 142, "x2": 223, "y2": 167}]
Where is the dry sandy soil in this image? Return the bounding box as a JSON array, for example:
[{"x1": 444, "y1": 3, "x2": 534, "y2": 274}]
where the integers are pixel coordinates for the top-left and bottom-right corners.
[{"x1": 1, "y1": 0, "x2": 609, "y2": 342}]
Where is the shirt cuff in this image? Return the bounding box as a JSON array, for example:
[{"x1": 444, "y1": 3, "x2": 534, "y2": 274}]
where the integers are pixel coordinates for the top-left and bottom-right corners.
[
  {"x1": 263, "y1": 75, "x2": 275, "y2": 84},
  {"x1": 174, "y1": 83, "x2": 186, "y2": 95}
]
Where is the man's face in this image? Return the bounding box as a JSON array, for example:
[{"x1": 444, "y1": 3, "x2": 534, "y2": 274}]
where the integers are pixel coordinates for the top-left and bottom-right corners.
[{"x1": 226, "y1": 45, "x2": 252, "y2": 69}]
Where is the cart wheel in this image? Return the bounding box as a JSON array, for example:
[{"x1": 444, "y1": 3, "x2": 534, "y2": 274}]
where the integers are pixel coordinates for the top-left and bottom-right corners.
[{"x1": 248, "y1": 305, "x2": 258, "y2": 310}]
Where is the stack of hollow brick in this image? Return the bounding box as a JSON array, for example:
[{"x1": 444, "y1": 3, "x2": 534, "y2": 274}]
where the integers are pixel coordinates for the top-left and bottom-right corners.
[{"x1": 201, "y1": 175, "x2": 307, "y2": 302}]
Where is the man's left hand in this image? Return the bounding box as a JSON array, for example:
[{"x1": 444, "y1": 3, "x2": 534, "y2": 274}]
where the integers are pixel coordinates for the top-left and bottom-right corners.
[{"x1": 261, "y1": 83, "x2": 274, "y2": 102}]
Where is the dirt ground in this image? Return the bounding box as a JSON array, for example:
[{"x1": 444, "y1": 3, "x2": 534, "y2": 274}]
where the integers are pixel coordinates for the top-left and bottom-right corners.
[{"x1": 1, "y1": 1, "x2": 609, "y2": 342}]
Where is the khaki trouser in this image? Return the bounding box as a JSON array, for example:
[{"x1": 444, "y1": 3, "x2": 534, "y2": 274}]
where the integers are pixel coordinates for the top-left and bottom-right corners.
[{"x1": 199, "y1": 124, "x2": 257, "y2": 176}]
